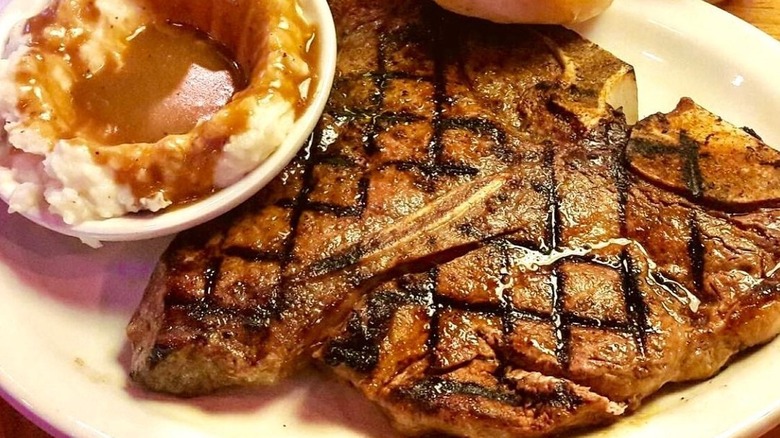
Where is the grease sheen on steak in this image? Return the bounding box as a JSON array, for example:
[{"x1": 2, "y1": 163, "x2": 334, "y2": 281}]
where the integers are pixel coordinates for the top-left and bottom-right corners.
[
  {"x1": 127, "y1": 1, "x2": 780, "y2": 437},
  {"x1": 317, "y1": 98, "x2": 780, "y2": 437}
]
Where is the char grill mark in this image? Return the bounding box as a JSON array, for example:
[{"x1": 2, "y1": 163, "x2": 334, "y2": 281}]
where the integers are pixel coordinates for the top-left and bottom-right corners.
[
  {"x1": 541, "y1": 140, "x2": 570, "y2": 368},
  {"x1": 442, "y1": 118, "x2": 509, "y2": 154},
  {"x1": 327, "y1": 14, "x2": 493, "y2": 184},
  {"x1": 619, "y1": 250, "x2": 649, "y2": 356},
  {"x1": 427, "y1": 10, "x2": 448, "y2": 166},
  {"x1": 359, "y1": 29, "x2": 390, "y2": 156},
  {"x1": 498, "y1": 240, "x2": 520, "y2": 339},
  {"x1": 680, "y1": 132, "x2": 705, "y2": 199},
  {"x1": 392, "y1": 377, "x2": 583, "y2": 412},
  {"x1": 627, "y1": 134, "x2": 705, "y2": 201},
  {"x1": 687, "y1": 212, "x2": 707, "y2": 299},
  {"x1": 205, "y1": 116, "x2": 374, "y2": 327},
  {"x1": 610, "y1": 120, "x2": 652, "y2": 357},
  {"x1": 305, "y1": 176, "x2": 370, "y2": 218},
  {"x1": 425, "y1": 269, "x2": 444, "y2": 354}
]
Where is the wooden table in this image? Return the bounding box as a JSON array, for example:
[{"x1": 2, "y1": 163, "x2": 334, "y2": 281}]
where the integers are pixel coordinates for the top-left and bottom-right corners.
[{"x1": 2, "y1": 1, "x2": 780, "y2": 437}]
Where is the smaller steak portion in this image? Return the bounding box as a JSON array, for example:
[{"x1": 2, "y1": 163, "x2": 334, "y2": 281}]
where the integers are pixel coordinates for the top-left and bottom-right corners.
[
  {"x1": 627, "y1": 98, "x2": 780, "y2": 209},
  {"x1": 317, "y1": 100, "x2": 780, "y2": 438}
]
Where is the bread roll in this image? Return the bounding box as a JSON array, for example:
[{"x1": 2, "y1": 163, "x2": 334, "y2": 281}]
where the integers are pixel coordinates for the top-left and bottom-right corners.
[{"x1": 433, "y1": 0, "x2": 613, "y2": 24}]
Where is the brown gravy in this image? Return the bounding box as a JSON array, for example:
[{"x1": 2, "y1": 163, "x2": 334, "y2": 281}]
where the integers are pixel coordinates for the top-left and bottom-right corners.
[
  {"x1": 70, "y1": 23, "x2": 246, "y2": 145},
  {"x1": 14, "y1": 0, "x2": 317, "y2": 210}
]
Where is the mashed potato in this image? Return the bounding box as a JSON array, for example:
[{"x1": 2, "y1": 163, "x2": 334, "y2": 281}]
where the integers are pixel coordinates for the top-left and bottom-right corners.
[{"x1": 0, "y1": 0, "x2": 312, "y2": 225}]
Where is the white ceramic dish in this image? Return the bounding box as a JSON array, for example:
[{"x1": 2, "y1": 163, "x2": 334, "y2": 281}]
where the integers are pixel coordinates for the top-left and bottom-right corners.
[
  {"x1": 0, "y1": 0, "x2": 337, "y2": 245},
  {"x1": 1, "y1": 0, "x2": 780, "y2": 437}
]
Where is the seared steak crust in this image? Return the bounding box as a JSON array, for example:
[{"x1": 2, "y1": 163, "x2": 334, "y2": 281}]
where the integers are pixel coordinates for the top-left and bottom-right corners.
[
  {"x1": 128, "y1": 0, "x2": 636, "y2": 395},
  {"x1": 127, "y1": 1, "x2": 780, "y2": 436},
  {"x1": 318, "y1": 99, "x2": 780, "y2": 437}
]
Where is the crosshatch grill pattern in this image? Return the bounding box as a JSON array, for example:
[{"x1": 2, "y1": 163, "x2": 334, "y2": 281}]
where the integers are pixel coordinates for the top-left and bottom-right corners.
[
  {"x1": 160, "y1": 4, "x2": 662, "y2": 382},
  {"x1": 151, "y1": 12, "x2": 468, "y2": 352},
  {"x1": 306, "y1": 11, "x2": 661, "y2": 405},
  {"x1": 132, "y1": 1, "x2": 780, "y2": 434},
  {"x1": 321, "y1": 149, "x2": 658, "y2": 377},
  {"x1": 169, "y1": 8, "x2": 648, "y2": 374},
  {"x1": 163, "y1": 11, "x2": 534, "y2": 337},
  {"x1": 307, "y1": 10, "x2": 763, "y2": 408}
]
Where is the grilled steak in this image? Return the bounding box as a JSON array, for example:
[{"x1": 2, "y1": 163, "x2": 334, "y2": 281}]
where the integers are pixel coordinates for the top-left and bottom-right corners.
[
  {"x1": 317, "y1": 98, "x2": 780, "y2": 436},
  {"x1": 127, "y1": 1, "x2": 780, "y2": 436},
  {"x1": 127, "y1": 0, "x2": 636, "y2": 394}
]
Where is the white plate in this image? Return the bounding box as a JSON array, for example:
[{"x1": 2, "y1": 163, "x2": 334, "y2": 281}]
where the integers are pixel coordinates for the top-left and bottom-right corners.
[{"x1": 2, "y1": 0, "x2": 780, "y2": 437}]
